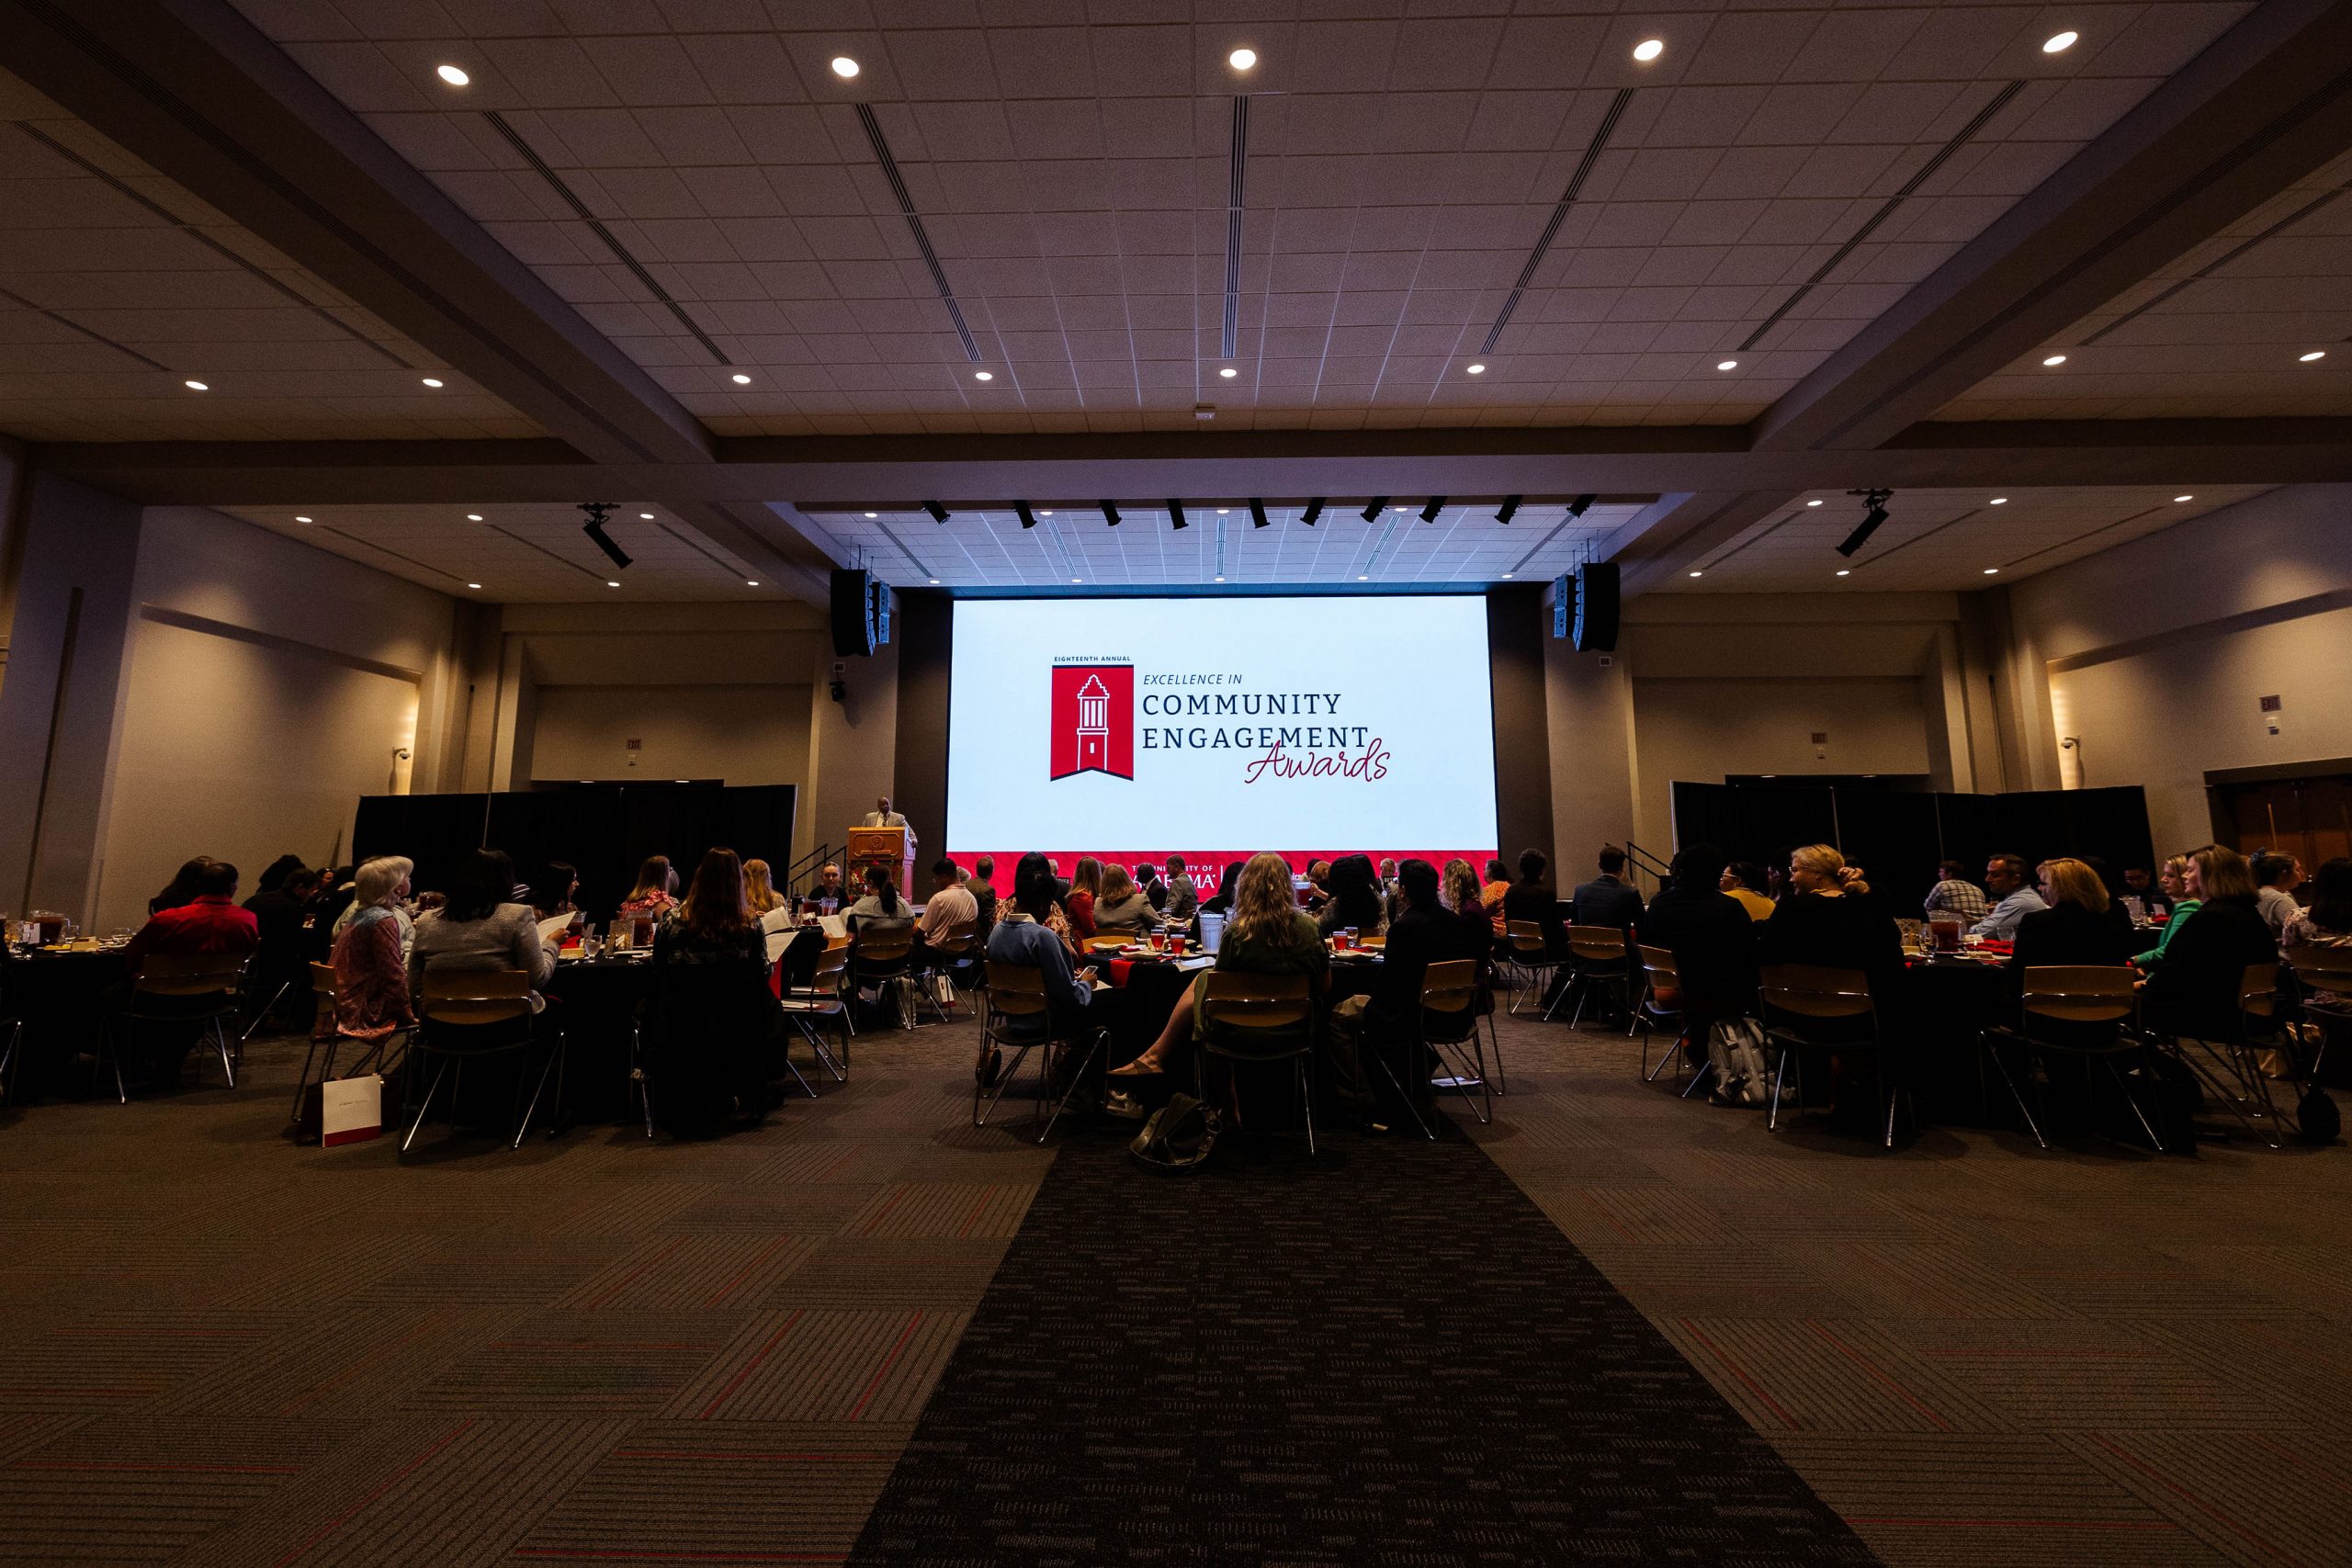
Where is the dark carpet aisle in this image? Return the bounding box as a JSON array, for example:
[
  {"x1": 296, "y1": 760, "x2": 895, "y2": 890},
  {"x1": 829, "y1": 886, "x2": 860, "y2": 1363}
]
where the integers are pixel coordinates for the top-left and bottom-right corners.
[{"x1": 849, "y1": 1119, "x2": 1883, "y2": 1567}]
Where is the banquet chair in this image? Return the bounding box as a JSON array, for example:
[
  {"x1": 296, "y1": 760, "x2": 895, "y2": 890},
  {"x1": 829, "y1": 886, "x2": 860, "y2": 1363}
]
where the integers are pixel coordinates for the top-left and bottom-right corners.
[
  {"x1": 1415, "y1": 958, "x2": 1496, "y2": 1126},
  {"x1": 916, "y1": 919, "x2": 980, "y2": 1021},
  {"x1": 1758, "y1": 964, "x2": 1903, "y2": 1148},
  {"x1": 2288, "y1": 944, "x2": 2352, "y2": 1083},
  {"x1": 1555, "y1": 924, "x2": 1633, "y2": 1028},
  {"x1": 404, "y1": 969, "x2": 562, "y2": 1153},
  {"x1": 1197, "y1": 970, "x2": 1317, "y2": 1153},
  {"x1": 851, "y1": 924, "x2": 919, "y2": 1031},
  {"x1": 971, "y1": 960, "x2": 1102, "y2": 1144},
  {"x1": 98, "y1": 953, "x2": 249, "y2": 1103},
  {"x1": 0, "y1": 1016, "x2": 20, "y2": 1108},
  {"x1": 776, "y1": 942, "x2": 850, "y2": 1091},
  {"x1": 289, "y1": 961, "x2": 411, "y2": 1129},
  {"x1": 1633, "y1": 944, "x2": 1695, "y2": 1087},
  {"x1": 2157, "y1": 964, "x2": 2286, "y2": 1149},
  {"x1": 1498, "y1": 920, "x2": 1557, "y2": 1014},
  {"x1": 1978, "y1": 966, "x2": 2164, "y2": 1152}
]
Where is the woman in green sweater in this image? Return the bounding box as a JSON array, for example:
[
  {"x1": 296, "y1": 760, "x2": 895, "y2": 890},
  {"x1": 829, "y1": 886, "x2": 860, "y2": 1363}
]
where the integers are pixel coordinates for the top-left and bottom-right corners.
[{"x1": 2132, "y1": 855, "x2": 2198, "y2": 970}]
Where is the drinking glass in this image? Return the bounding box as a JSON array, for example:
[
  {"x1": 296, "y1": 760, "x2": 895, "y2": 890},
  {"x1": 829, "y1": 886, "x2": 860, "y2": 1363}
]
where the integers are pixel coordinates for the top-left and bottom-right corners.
[
  {"x1": 1168, "y1": 932, "x2": 1186, "y2": 956},
  {"x1": 1148, "y1": 930, "x2": 1165, "y2": 953}
]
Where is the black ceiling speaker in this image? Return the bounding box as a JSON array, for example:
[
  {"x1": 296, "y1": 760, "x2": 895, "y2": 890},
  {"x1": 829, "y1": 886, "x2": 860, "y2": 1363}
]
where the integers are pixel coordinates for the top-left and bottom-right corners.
[
  {"x1": 1572, "y1": 561, "x2": 1619, "y2": 653},
  {"x1": 831, "y1": 568, "x2": 876, "y2": 657}
]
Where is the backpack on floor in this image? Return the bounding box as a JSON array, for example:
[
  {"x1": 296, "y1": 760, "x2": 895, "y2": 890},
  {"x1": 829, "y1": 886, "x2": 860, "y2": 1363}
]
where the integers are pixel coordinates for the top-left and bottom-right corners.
[
  {"x1": 1128, "y1": 1092, "x2": 1219, "y2": 1173},
  {"x1": 1708, "y1": 1017, "x2": 1772, "y2": 1107}
]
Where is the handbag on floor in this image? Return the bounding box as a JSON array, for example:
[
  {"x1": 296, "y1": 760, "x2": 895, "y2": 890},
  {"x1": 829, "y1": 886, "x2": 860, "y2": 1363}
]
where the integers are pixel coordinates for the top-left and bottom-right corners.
[
  {"x1": 1129, "y1": 1092, "x2": 1218, "y2": 1172},
  {"x1": 1707, "y1": 1017, "x2": 1772, "y2": 1107}
]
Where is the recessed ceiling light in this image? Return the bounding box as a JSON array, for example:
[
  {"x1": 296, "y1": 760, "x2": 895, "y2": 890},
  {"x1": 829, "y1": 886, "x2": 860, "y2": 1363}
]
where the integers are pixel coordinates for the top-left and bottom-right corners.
[
  {"x1": 1214, "y1": 575, "x2": 1226, "y2": 582},
  {"x1": 1716, "y1": 359, "x2": 1737, "y2": 370},
  {"x1": 1501, "y1": 572, "x2": 1513, "y2": 580},
  {"x1": 1989, "y1": 497, "x2": 2007, "y2": 505},
  {"x1": 1807, "y1": 499, "x2": 1823, "y2": 506},
  {"x1": 606, "y1": 581, "x2": 619, "y2": 588},
  {"x1": 1227, "y1": 47, "x2": 1257, "y2": 71},
  {"x1": 421, "y1": 377, "x2": 444, "y2": 388},
  {"x1": 1983, "y1": 567, "x2": 2000, "y2": 575},
  {"x1": 1836, "y1": 569, "x2": 1850, "y2": 577},
  {"x1": 1218, "y1": 367, "x2": 1238, "y2": 378},
  {"x1": 467, "y1": 581, "x2": 481, "y2": 590},
  {"x1": 830, "y1": 56, "x2": 859, "y2": 79},
  {"x1": 731, "y1": 372, "x2": 752, "y2": 384},
  {"x1": 1070, "y1": 577, "x2": 1081, "y2": 583},
  {"x1": 2042, "y1": 30, "x2": 2078, "y2": 53},
  {"x1": 1633, "y1": 39, "x2": 1664, "y2": 62},
  {"x1": 974, "y1": 370, "x2": 993, "y2": 381},
  {"x1": 293, "y1": 514, "x2": 312, "y2": 524},
  {"x1": 1393, "y1": 505, "x2": 1410, "y2": 513},
  {"x1": 639, "y1": 513, "x2": 654, "y2": 519},
  {"x1": 1040, "y1": 510, "x2": 1054, "y2": 516},
  {"x1": 2042, "y1": 354, "x2": 2067, "y2": 367},
  {"x1": 184, "y1": 379, "x2": 208, "y2": 390},
  {"x1": 928, "y1": 578, "x2": 940, "y2": 584},
  {"x1": 2173, "y1": 494, "x2": 2193, "y2": 502},
  {"x1": 1688, "y1": 570, "x2": 1703, "y2": 578},
  {"x1": 465, "y1": 513, "x2": 483, "y2": 521},
  {"x1": 746, "y1": 580, "x2": 759, "y2": 587},
  {"x1": 2299, "y1": 350, "x2": 2325, "y2": 362},
  {"x1": 436, "y1": 64, "x2": 469, "y2": 86},
  {"x1": 1466, "y1": 363, "x2": 1486, "y2": 375},
  {"x1": 1357, "y1": 574, "x2": 1369, "y2": 581},
  {"x1": 1216, "y1": 508, "x2": 1230, "y2": 515}
]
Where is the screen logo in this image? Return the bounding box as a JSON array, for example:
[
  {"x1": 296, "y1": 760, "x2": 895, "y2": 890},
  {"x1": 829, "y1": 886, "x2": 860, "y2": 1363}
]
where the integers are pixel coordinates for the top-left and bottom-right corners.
[{"x1": 1049, "y1": 662, "x2": 1135, "y2": 781}]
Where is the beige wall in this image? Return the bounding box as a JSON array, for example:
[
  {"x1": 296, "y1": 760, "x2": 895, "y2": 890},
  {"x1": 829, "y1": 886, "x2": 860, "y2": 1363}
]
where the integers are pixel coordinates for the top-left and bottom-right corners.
[
  {"x1": 532, "y1": 683, "x2": 813, "y2": 786},
  {"x1": 89, "y1": 508, "x2": 461, "y2": 930},
  {"x1": 1633, "y1": 676, "x2": 1932, "y2": 843},
  {"x1": 2007, "y1": 484, "x2": 2352, "y2": 855}
]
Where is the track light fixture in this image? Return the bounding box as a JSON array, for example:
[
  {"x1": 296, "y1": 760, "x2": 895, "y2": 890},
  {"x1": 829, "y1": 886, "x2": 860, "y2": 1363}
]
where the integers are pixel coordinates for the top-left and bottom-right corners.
[
  {"x1": 1837, "y1": 489, "x2": 1894, "y2": 558},
  {"x1": 1014, "y1": 502, "x2": 1038, "y2": 530},
  {"x1": 1168, "y1": 500, "x2": 1189, "y2": 530},
  {"x1": 1566, "y1": 493, "x2": 1597, "y2": 519},
  {"x1": 922, "y1": 500, "x2": 950, "y2": 524},
  {"x1": 1100, "y1": 501, "x2": 1121, "y2": 527},
  {"x1": 1299, "y1": 498, "x2": 1324, "y2": 526},
  {"x1": 1496, "y1": 495, "x2": 1522, "y2": 525},
  {"x1": 1249, "y1": 499, "x2": 1271, "y2": 530},
  {"x1": 1419, "y1": 497, "x2": 1446, "y2": 523},
  {"x1": 1361, "y1": 497, "x2": 1388, "y2": 523},
  {"x1": 578, "y1": 502, "x2": 630, "y2": 570}
]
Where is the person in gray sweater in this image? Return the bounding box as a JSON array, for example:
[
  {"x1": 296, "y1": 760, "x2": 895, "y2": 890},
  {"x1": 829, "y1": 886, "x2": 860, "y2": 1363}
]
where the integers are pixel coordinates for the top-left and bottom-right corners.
[{"x1": 408, "y1": 849, "x2": 555, "y2": 1010}]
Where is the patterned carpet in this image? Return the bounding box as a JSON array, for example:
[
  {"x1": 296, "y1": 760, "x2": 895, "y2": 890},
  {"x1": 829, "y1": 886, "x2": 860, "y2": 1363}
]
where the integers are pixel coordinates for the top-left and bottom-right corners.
[
  {"x1": 849, "y1": 1115, "x2": 1879, "y2": 1566},
  {"x1": 0, "y1": 1006, "x2": 2343, "y2": 1568}
]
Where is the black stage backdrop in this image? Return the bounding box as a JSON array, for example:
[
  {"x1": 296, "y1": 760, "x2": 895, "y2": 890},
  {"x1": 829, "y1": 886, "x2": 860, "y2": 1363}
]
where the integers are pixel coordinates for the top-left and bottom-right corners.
[
  {"x1": 1671, "y1": 780, "x2": 2155, "y2": 911},
  {"x1": 352, "y1": 783, "x2": 796, "y2": 920}
]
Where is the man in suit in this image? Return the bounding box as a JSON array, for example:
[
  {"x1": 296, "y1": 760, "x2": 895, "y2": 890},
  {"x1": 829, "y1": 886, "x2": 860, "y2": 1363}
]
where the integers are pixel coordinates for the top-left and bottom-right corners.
[{"x1": 861, "y1": 795, "x2": 915, "y2": 847}]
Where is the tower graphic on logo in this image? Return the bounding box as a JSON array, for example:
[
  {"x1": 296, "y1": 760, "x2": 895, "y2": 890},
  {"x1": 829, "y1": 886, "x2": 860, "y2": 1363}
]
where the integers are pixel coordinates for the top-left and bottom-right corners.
[{"x1": 1049, "y1": 662, "x2": 1134, "y2": 780}]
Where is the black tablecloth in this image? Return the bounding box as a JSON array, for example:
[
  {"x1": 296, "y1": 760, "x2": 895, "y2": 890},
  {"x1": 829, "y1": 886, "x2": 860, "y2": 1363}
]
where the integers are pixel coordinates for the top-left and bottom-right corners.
[
  {"x1": 4, "y1": 948, "x2": 129, "y2": 1102},
  {"x1": 544, "y1": 955, "x2": 654, "y2": 1124}
]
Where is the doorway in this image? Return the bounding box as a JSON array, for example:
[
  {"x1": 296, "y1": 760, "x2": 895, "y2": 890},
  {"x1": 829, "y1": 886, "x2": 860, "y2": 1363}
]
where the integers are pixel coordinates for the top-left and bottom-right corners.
[{"x1": 2206, "y1": 760, "x2": 2352, "y2": 874}]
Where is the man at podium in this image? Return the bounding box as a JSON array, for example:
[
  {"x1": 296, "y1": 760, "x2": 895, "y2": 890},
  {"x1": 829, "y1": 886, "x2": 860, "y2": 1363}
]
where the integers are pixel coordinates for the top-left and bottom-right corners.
[{"x1": 861, "y1": 795, "x2": 915, "y2": 846}]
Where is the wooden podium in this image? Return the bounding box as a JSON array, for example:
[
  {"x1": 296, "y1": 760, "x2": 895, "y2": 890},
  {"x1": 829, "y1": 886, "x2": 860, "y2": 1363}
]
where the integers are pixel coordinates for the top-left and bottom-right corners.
[{"x1": 846, "y1": 825, "x2": 916, "y2": 903}]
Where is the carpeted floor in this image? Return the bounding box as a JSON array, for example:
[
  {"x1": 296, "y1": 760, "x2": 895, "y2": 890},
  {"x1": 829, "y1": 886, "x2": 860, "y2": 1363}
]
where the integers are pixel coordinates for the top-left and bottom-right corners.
[{"x1": 0, "y1": 1007, "x2": 2343, "y2": 1568}]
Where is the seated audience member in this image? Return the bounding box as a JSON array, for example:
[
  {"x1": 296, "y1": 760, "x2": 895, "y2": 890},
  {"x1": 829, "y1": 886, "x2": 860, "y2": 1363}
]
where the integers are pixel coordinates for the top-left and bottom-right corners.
[
  {"x1": 2253, "y1": 852, "x2": 2304, "y2": 937},
  {"x1": 651, "y1": 847, "x2": 778, "y2": 1133},
  {"x1": 967, "y1": 855, "x2": 1000, "y2": 931},
  {"x1": 529, "y1": 862, "x2": 582, "y2": 921},
  {"x1": 2143, "y1": 845, "x2": 2277, "y2": 1041},
  {"x1": 1114, "y1": 852, "x2": 1328, "y2": 1083},
  {"x1": 1198, "y1": 860, "x2": 1248, "y2": 920},
  {"x1": 813, "y1": 863, "x2": 846, "y2": 905},
  {"x1": 119, "y1": 858, "x2": 261, "y2": 1084},
  {"x1": 1502, "y1": 848, "x2": 1568, "y2": 957},
  {"x1": 409, "y1": 849, "x2": 556, "y2": 1010},
  {"x1": 618, "y1": 855, "x2": 680, "y2": 919},
  {"x1": 1639, "y1": 845, "x2": 1758, "y2": 1066},
  {"x1": 1140, "y1": 864, "x2": 1168, "y2": 912},
  {"x1": 1301, "y1": 858, "x2": 1334, "y2": 909},
  {"x1": 1377, "y1": 857, "x2": 1402, "y2": 921},
  {"x1": 1923, "y1": 860, "x2": 1989, "y2": 924},
  {"x1": 1442, "y1": 858, "x2": 1498, "y2": 997},
  {"x1": 1328, "y1": 859, "x2": 1476, "y2": 1124},
  {"x1": 843, "y1": 864, "x2": 914, "y2": 939},
  {"x1": 300, "y1": 868, "x2": 350, "y2": 963},
  {"x1": 2121, "y1": 864, "x2": 2172, "y2": 916},
  {"x1": 1163, "y1": 855, "x2": 1200, "y2": 922},
  {"x1": 2010, "y1": 857, "x2": 2132, "y2": 977},
  {"x1": 1573, "y1": 847, "x2": 1645, "y2": 934},
  {"x1": 978, "y1": 853, "x2": 1100, "y2": 1083},
  {"x1": 1317, "y1": 852, "x2": 1387, "y2": 939},
  {"x1": 1091, "y1": 863, "x2": 1154, "y2": 933},
  {"x1": 916, "y1": 856, "x2": 980, "y2": 966},
  {"x1": 322, "y1": 856, "x2": 416, "y2": 1046},
  {"x1": 1757, "y1": 844, "x2": 1903, "y2": 986},
  {"x1": 243, "y1": 861, "x2": 318, "y2": 1001},
  {"x1": 1970, "y1": 853, "x2": 2048, "y2": 941},
  {"x1": 741, "y1": 859, "x2": 784, "y2": 918},
  {"x1": 1481, "y1": 858, "x2": 1511, "y2": 937},
  {"x1": 2133, "y1": 856, "x2": 2199, "y2": 971},
  {"x1": 2282, "y1": 857, "x2": 2352, "y2": 1027},
  {"x1": 1046, "y1": 857, "x2": 1069, "y2": 900},
  {"x1": 1719, "y1": 862, "x2": 1776, "y2": 921},
  {"x1": 1063, "y1": 856, "x2": 1103, "y2": 942}
]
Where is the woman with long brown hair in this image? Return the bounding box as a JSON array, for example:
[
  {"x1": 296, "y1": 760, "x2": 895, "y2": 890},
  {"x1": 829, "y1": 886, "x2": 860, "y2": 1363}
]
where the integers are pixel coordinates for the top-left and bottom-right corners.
[
  {"x1": 1064, "y1": 855, "x2": 1103, "y2": 942},
  {"x1": 2143, "y1": 844, "x2": 2277, "y2": 1040},
  {"x1": 1112, "y1": 851, "x2": 1328, "y2": 1078},
  {"x1": 741, "y1": 858, "x2": 783, "y2": 918},
  {"x1": 650, "y1": 848, "x2": 775, "y2": 1135},
  {"x1": 618, "y1": 854, "x2": 680, "y2": 918}
]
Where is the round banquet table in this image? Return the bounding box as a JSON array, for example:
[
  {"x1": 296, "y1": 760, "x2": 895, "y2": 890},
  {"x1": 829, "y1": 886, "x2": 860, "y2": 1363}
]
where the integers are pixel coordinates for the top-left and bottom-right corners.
[
  {"x1": 542, "y1": 951, "x2": 655, "y2": 1125},
  {"x1": 4, "y1": 943, "x2": 131, "y2": 1103}
]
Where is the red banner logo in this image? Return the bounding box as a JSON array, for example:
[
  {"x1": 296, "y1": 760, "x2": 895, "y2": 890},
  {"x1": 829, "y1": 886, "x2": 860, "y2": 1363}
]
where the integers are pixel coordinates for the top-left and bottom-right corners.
[{"x1": 1049, "y1": 663, "x2": 1135, "y2": 781}]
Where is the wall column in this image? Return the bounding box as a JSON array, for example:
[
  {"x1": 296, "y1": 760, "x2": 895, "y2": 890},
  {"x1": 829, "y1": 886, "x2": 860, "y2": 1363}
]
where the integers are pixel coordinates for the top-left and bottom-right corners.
[
  {"x1": 1543, "y1": 630, "x2": 1640, "y2": 878},
  {"x1": 806, "y1": 635, "x2": 900, "y2": 869},
  {"x1": 0, "y1": 472, "x2": 144, "y2": 919}
]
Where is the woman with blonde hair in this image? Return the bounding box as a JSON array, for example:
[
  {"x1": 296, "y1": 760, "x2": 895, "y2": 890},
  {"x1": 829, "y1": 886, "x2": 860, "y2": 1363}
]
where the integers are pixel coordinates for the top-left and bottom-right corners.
[
  {"x1": 1091, "y1": 862, "x2": 1154, "y2": 933},
  {"x1": 618, "y1": 854, "x2": 679, "y2": 918},
  {"x1": 741, "y1": 858, "x2": 784, "y2": 917},
  {"x1": 1758, "y1": 843, "x2": 1900, "y2": 978},
  {"x1": 2143, "y1": 844, "x2": 2276, "y2": 1040},
  {"x1": 1442, "y1": 857, "x2": 1498, "y2": 964},
  {"x1": 1112, "y1": 852, "x2": 1328, "y2": 1077},
  {"x1": 2133, "y1": 855, "x2": 2198, "y2": 970},
  {"x1": 2008, "y1": 856, "x2": 2130, "y2": 979}
]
